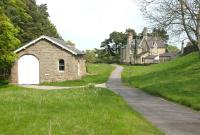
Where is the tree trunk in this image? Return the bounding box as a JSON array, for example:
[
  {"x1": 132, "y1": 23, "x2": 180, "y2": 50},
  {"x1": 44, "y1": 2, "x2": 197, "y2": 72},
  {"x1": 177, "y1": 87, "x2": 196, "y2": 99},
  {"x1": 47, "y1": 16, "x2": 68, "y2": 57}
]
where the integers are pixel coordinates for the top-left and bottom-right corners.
[
  {"x1": 197, "y1": 6, "x2": 200, "y2": 56},
  {"x1": 180, "y1": 0, "x2": 196, "y2": 47}
]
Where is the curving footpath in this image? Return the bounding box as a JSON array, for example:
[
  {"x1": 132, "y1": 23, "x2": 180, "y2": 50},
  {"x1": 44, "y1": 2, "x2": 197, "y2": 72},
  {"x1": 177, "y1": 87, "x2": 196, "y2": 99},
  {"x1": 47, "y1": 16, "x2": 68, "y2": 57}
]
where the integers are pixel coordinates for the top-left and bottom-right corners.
[
  {"x1": 106, "y1": 65, "x2": 200, "y2": 135},
  {"x1": 20, "y1": 83, "x2": 107, "y2": 90}
]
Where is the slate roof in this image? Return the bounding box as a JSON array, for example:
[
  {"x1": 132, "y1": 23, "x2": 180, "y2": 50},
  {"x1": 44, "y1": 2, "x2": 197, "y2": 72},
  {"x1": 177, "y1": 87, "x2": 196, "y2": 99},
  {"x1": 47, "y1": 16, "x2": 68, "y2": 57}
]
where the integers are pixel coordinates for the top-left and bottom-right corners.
[
  {"x1": 146, "y1": 36, "x2": 165, "y2": 48},
  {"x1": 159, "y1": 52, "x2": 176, "y2": 57},
  {"x1": 15, "y1": 35, "x2": 85, "y2": 55},
  {"x1": 137, "y1": 52, "x2": 149, "y2": 56},
  {"x1": 132, "y1": 39, "x2": 142, "y2": 48},
  {"x1": 144, "y1": 55, "x2": 158, "y2": 59},
  {"x1": 46, "y1": 36, "x2": 85, "y2": 55},
  {"x1": 131, "y1": 36, "x2": 166, "y2": 49}
]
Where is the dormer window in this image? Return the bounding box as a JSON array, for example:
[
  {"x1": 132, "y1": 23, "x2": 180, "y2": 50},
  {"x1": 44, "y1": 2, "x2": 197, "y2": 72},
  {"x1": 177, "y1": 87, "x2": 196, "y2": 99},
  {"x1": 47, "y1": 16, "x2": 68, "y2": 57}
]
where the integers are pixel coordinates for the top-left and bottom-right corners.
[{"x1": 59, "y1": 59, "x2": 65, "y2": 71}]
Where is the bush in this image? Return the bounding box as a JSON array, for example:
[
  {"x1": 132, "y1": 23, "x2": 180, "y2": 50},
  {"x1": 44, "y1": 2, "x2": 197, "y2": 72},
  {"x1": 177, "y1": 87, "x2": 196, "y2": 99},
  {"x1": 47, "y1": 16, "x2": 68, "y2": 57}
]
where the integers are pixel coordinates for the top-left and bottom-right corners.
[
  {"x1": 84, "y1": 50, "x2": 96, "y2": 63},
  {"x1": 184, "y1": 45, "x2": 199, "y2": 55}
]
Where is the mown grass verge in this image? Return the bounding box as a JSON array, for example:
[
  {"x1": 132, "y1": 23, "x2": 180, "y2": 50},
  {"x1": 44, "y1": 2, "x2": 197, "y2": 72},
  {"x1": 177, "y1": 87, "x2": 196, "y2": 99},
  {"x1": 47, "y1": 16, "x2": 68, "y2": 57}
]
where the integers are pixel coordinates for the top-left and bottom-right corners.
[
  {"x1": 0, "y1": 85, "x2": 163, "y2": 135},
  {"x1": 122, "y1": 52, "x2": 200, "y2": 110}
]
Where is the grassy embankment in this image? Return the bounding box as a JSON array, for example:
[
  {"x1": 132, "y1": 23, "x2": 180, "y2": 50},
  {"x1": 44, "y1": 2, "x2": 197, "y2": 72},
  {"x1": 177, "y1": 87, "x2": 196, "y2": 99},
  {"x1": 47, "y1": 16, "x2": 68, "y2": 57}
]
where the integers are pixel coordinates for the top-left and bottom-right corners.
[
  {"x1": 122, "y1": 52, "x2": 200, "y2": 110},
  {"x1": 42, "y1": 64, "x2": 115, "y2": 86},
  {"x1": 0, "y1": 85, "x2": 163, "y2": 135}
]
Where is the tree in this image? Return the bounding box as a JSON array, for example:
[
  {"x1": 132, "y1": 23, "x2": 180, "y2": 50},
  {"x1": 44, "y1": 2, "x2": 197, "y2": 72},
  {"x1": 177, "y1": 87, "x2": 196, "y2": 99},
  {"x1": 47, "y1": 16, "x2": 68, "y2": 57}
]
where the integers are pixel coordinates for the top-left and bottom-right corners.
[
  {"x1": 1, "y1": 0, "x2": 60, "y2": 44},
  {"x1": 138, "y1": 27, "x2": 169, "y2": 42},
  {"x1": 126, "y1": 28, "x2": 137, "y2": 36},
  {"x1": 0, "y1": 0, "x2": 60, "y2": 77},
  {"x1": 167, "y1": 45, "x2": 180, "y2": 53},
  {"x1": 138, "y1": 0, "x2": 200, "y2": 51},
  {"x1": 65, "y1": 40, "x2": 75, "y2": 47},
  {"x1": 20, "y1": 0, "x2": 60, "y2": 43},
  {"x1": 101, "y1": 31, "x2": 127, "y2": 55},
  {"x1": 100, "y1": 29, "x2": 137, "y2": 63},
  {"x1": 152, "y1": 28, "x2": 169, "y2": 42},
  {"x1": 101, "y1": 29, "x2": 136, "y2": 55},
  {"x1": 84, "y1": 50, "x2": 96, "y2": 63},
  {"x1": 95, "y1": 48, "x2": 114, "y2": 63},
  {"x1": 0, "y1": 9, "x2": 20, "y2": 70}
]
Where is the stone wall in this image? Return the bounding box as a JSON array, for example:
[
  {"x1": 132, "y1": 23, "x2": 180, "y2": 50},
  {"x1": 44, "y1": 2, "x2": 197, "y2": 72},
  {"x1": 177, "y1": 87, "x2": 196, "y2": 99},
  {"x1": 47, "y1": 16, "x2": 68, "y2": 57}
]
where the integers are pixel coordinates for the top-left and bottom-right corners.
[
  {"x1": 10, "y1": 39, "x2": 86, "y2": 84},
  {"x1": 157, "y1": 48, "x2": 166, "y2": 54},
  {"x1": 77, "y1": 56, "x2": 86, "y2": 77},
  {"x1": 144, "y1": 59, "x2": 154, "y2": 64},
  {"x1": 138, "y1": 53, "x2": 150, "y2": 64}
]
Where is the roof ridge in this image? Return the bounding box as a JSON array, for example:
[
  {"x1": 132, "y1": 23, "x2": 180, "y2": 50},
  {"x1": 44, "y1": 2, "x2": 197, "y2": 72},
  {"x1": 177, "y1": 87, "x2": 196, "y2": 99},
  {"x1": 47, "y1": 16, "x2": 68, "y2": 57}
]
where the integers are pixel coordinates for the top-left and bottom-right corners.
[{"x1": 15, "y1": 35, "x2": 85, "y2": 55}]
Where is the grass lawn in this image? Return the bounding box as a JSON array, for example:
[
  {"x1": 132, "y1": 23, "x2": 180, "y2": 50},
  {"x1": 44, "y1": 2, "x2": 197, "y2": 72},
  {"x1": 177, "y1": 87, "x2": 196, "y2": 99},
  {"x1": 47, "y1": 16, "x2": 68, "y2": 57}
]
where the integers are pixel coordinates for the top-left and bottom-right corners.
[
  {"x1": 122, "y1": 52, "x2": 200, "y2": 110},
  {"x1": 0, "y1": 85, "x2": 163, "y2": 135},
  {"x1": 41, "y1": 64, "x2": 115, "y2": 86},
  {"x1": 0, "y1": 79, "x2": 8, "y2": 86}
]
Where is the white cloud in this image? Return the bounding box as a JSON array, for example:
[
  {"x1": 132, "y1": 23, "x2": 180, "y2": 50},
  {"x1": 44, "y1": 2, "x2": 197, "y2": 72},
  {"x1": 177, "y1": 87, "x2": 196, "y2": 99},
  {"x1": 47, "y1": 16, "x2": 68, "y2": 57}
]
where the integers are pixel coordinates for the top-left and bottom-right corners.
[{"x1": 36, "y1": 0, "x2": 146, "y2": 50}]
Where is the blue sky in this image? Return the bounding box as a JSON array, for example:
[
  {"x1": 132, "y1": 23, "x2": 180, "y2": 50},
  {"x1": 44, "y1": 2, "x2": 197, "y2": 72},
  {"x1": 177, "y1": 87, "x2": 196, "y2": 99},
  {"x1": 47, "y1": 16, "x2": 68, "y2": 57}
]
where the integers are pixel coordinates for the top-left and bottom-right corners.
[{"x1": 36, "y1": 0, "x2": 146, "y2": 50}]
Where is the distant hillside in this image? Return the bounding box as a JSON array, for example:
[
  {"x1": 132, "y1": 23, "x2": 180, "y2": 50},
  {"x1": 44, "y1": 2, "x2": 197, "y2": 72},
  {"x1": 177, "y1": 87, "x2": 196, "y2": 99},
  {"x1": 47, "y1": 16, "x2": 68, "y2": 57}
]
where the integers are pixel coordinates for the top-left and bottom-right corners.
[{"x1": 122, "y1": 52, "x2": 200, "y2": 110}]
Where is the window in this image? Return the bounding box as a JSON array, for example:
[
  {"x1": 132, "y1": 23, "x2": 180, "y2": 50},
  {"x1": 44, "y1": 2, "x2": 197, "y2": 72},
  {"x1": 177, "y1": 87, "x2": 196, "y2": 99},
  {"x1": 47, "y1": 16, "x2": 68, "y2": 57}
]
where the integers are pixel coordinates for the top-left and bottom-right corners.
[{"x1": 59, "y1": 59, "x2": 65, "y2": 71}]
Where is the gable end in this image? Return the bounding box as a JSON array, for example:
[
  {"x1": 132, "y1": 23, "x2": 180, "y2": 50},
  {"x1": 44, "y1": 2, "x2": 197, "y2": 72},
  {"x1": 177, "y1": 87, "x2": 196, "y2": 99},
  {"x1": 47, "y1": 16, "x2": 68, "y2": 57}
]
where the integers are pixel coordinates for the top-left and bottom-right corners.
[{"x1": 14, "y1": 36, "x2": 78, "y2": 55}]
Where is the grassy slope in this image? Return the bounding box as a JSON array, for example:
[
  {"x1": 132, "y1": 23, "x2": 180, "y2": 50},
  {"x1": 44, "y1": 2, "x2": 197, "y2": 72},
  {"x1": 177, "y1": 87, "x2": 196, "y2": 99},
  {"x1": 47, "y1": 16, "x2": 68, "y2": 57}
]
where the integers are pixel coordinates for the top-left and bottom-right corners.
[
  {"x1": 42, "y1": 64, "x2": 115, "y2": 86},
  {"x1": 0, "y1": 85, "x2": 163, "y2": 135},
  {"x1": 122, "y1": 52, "x2": 200, "y2": 110}
]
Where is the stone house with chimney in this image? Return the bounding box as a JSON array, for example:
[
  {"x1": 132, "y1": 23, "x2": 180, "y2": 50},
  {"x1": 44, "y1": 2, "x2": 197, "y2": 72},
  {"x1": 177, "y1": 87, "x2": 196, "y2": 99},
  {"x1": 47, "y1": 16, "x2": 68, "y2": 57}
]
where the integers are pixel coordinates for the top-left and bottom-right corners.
[
  {"x1": 120, "y1": 27, "x2": 173, "y2": 64},
  {"x1": 10, "y1": 35, "x2": 86, "y2": 85}
]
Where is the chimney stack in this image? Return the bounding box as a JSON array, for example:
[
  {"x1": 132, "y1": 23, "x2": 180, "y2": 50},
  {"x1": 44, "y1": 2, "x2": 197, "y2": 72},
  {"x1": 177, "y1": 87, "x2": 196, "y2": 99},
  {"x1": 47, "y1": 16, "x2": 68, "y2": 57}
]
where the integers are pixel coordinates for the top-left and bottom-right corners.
[
  {"x1": 181, "y1": 40, "x2": 185, "y2": 54},
  {"x1": 153, "y1": 34, "x2": 157, "y2": 43},
  {"x1": 127, "y1": 31, "x2": 133, "y2": 47},
  {"x1": 143, "y1": 27, "x2": 148, "y2": 40}
]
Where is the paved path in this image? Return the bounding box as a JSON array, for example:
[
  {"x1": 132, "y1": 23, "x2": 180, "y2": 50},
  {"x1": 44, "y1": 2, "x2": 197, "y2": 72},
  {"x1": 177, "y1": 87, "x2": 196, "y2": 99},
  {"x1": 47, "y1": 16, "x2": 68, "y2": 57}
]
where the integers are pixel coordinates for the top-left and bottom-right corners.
[
  {"x1": 20, "y1": 83, "x2": 106, "y2": 90},
  {"x1": 106, "y1": 65, "x2": 200, "y2": 135}
]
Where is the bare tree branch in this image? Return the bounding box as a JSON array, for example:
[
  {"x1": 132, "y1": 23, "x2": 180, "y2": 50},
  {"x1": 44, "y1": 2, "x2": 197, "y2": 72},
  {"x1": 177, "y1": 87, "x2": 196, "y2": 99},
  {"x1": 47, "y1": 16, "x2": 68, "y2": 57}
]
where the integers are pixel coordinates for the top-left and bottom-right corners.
[{"x1": 137, "y1": 0, "x2": 200, "y2": 51}]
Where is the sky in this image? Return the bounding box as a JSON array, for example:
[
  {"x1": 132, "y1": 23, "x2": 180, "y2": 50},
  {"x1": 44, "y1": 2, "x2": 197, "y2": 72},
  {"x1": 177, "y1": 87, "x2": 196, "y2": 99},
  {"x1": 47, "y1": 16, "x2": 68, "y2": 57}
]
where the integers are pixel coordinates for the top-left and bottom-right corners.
[{"x1": 36, "y1": 0, "x2": 146, "y2": 50}]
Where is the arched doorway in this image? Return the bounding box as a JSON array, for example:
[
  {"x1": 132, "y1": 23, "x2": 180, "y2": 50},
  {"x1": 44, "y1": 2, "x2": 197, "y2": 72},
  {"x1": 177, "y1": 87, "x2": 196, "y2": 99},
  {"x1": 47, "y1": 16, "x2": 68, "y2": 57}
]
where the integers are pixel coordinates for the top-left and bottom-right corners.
[{"x1": 18, "y1": 55, "x2": 39, "y2": 84}]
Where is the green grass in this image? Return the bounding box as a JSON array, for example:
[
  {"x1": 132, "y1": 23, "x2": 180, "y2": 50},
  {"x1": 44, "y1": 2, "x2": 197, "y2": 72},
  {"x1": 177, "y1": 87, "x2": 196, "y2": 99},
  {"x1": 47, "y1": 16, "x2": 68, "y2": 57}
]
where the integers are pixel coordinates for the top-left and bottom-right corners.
[
  {"x1": 122, "y1": 52, "x2": 200, "y2": 110},
  {"x1": 0, "y1": 79, "x2": 9, "y2": 86},
  {"x1": 0, "y1": 85, "x2": 163, "y2": 135},
  {"x1": 42, "y1": 64, "x2": 115, "y2": 86}
]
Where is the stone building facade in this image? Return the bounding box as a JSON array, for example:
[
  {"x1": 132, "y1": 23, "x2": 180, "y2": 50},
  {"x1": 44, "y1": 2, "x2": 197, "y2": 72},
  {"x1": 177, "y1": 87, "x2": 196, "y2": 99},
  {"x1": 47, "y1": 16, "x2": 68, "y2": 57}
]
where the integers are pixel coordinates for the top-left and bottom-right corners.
[
  {"x1": 120, "y1": 27, "x2": 171, "y2": 64},
  {"x1": 10, "y1": 36, "x2": 86, "y2": 84}
]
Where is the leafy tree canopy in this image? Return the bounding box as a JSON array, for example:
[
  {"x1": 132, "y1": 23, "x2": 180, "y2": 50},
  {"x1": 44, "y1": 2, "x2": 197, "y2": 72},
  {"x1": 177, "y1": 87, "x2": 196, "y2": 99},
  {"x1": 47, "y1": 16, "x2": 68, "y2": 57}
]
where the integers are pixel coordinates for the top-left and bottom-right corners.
[
  {"x1": 0, "y1": 0, "x2": 60, "y2": 72},
  {"x1": 65, "y1": 40, "x2": 75, "y2": 47},
  {"x1": 0, "y1": 8, "x2": 20, "y2": 69},
  {"x1": 100, "y1": 28, "x2": 136, "y2": 63},
  {"x1": 152, "y1": 28, "x2": 169, "y2": 42},
  {"x1": 1, "y1": 0, "x2": 60, "y2": 44},
  {"x1": 167, "y1": 45, "x2": 180, "y2": 53},
  {"x1": 101, "y1": 29, "x2": 136, "y2": 56},
  {"x1": 139, "y1": 28, "x2": 169, "y2": 42},
  {"x1": 84, "y1": 50, "x2": 96, "y2": 63}
]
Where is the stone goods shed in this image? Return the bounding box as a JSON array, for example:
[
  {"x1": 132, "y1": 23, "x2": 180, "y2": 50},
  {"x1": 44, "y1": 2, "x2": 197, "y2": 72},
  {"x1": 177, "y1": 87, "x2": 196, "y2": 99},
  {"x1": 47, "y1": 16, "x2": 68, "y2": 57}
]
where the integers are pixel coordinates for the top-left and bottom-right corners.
[{"x1": 10, "y1": 35, "x2": 86, "y2": 84}]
